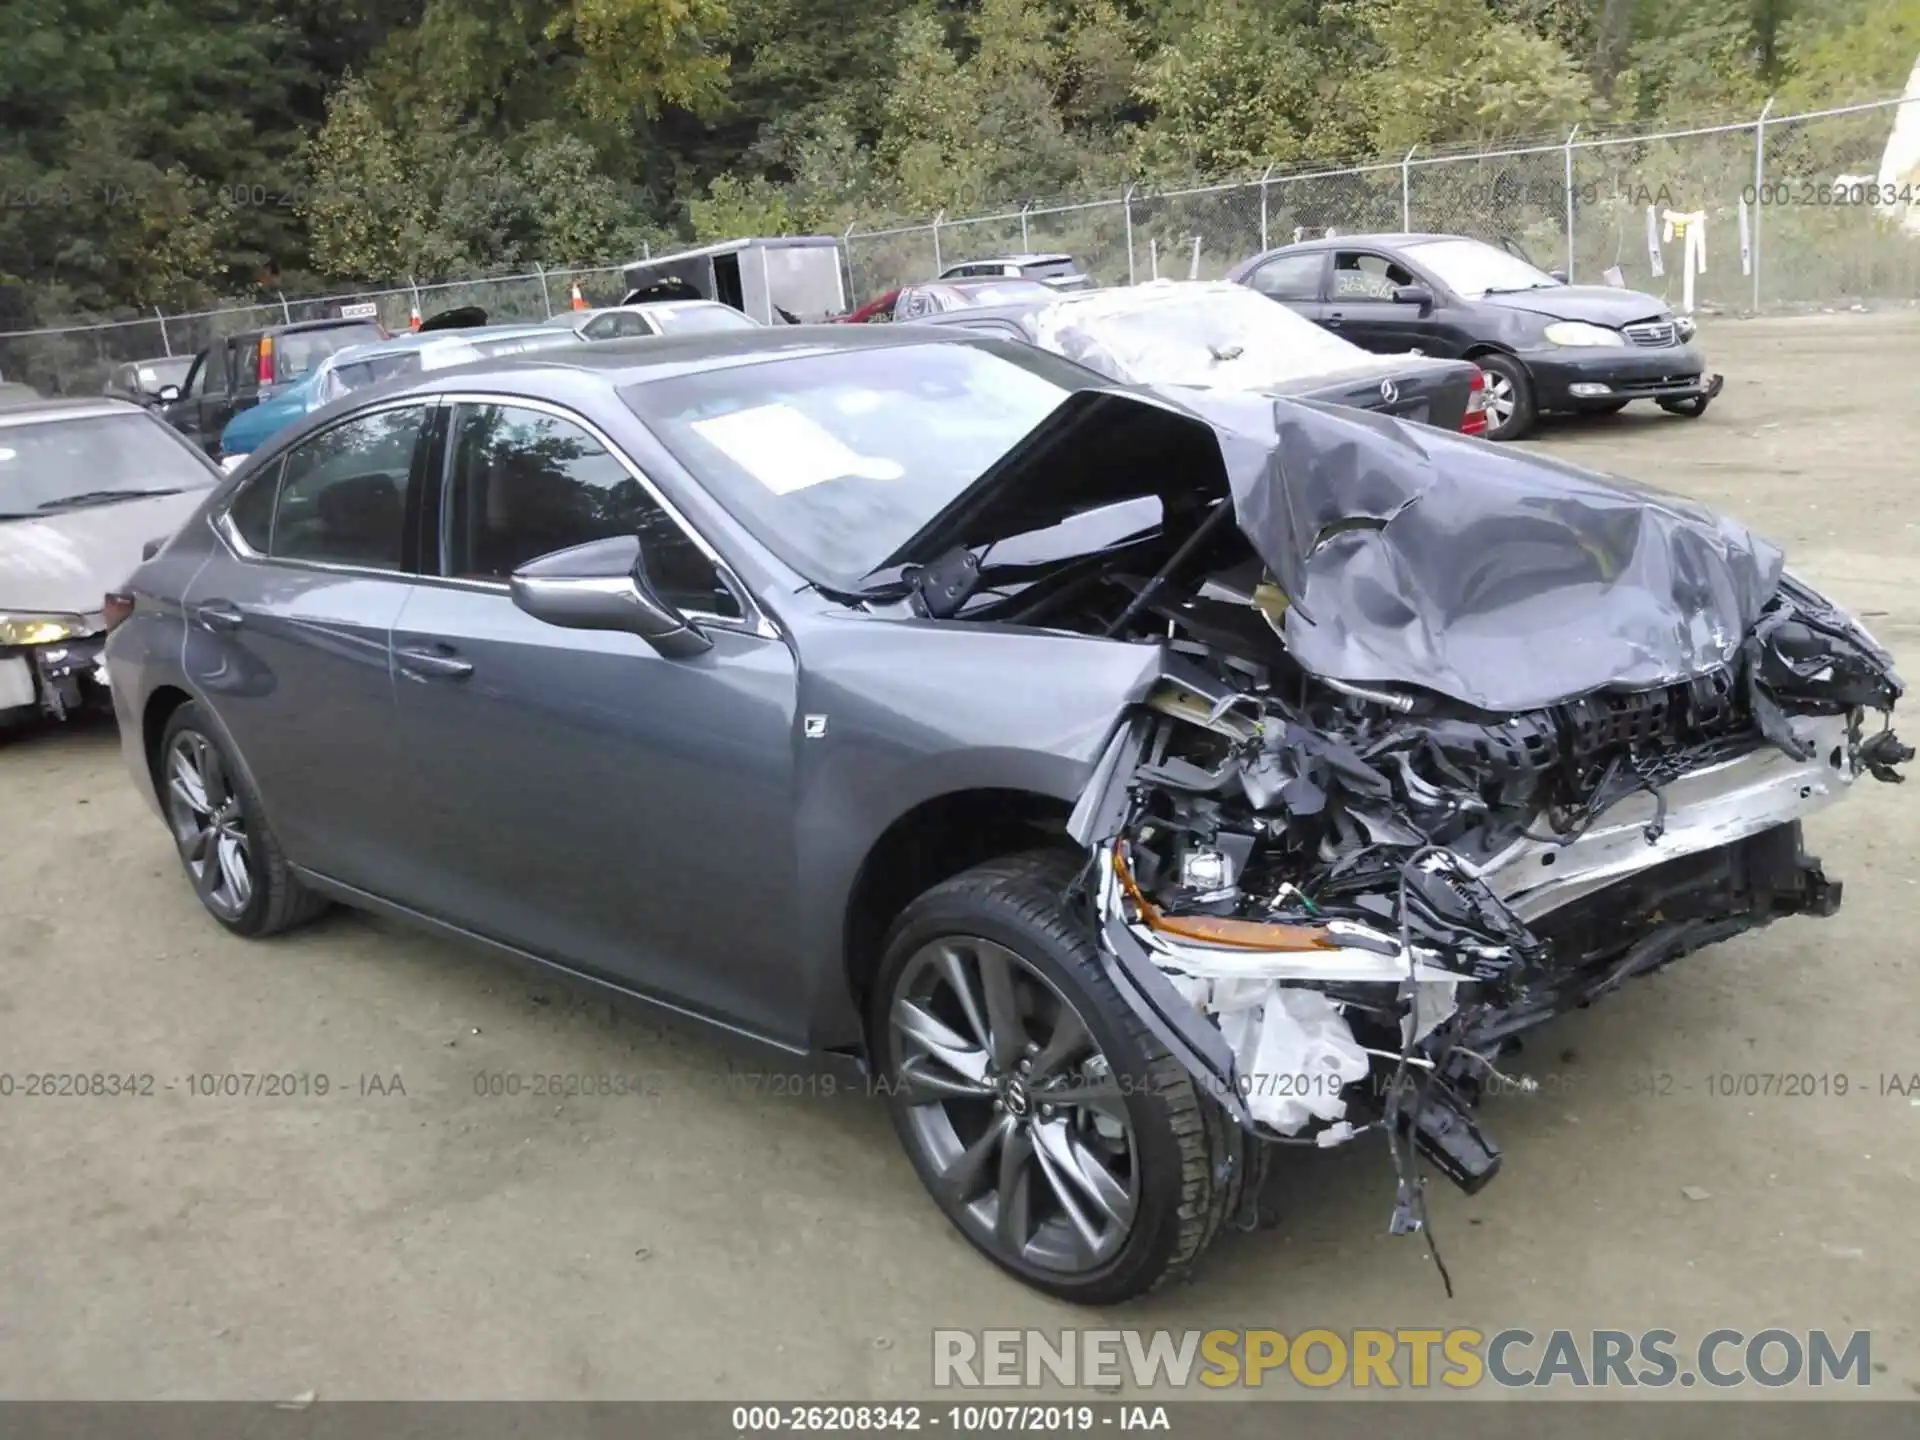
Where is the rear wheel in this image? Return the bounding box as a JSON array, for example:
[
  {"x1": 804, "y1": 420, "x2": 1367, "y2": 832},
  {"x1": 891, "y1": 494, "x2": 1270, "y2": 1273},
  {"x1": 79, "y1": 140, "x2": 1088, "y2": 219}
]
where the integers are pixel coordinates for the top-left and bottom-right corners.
[
  {"x1": 1477, "y1": 354, "x2": 1536, "y2": 439},
  {"x1": 873, "y1": 851, "x2": 1249, "y2": 1303},
  {"x1": 159, "y1": 702, "x2": 327, "y2": 937}
]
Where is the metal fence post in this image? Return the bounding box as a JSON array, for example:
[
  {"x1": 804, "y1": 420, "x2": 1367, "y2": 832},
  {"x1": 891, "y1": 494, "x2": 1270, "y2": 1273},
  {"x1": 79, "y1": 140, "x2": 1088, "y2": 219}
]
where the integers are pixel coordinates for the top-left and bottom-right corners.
[
  {"x1": 276, "y1": 290, "x2": 292, "y2": 323},
  {"x1": 1753, "y1": 97, "x2": 1775, "y2": 313},
  {"x1": 1401, "y1": 148, "x2": 1417, "y2": 231},
  {"x1": 843, "y1": 220, "x2": 860, "y2": 303},
  {"x1": 154, "y1": 306, "x2": 172, "y2": 356},
  {"x1": 1020, "y1": 202, "x2": 1032, "y2": 251},
  {"x1": 535, "y1": 263, "x2": 553, "y2": 318},
  {"x1": 1123, "y1": 185, "x2": 1138, "y2": 285},
  {"x1": 1563, "y1": 125, "x2": 1580, "y2": 281},
  {"x1": 931, "y1": 211, "x2": 945, "y2": 274},
  {"x1": 1258, "y1": 164, "x2": 1276, "y2": 252}
]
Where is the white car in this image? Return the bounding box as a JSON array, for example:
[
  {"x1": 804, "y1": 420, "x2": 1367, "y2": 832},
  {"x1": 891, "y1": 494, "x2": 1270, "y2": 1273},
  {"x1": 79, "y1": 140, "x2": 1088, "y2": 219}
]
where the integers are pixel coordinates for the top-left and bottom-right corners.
[{"x1": 544, "y1": 300, "x2": 762, "y2": 340}]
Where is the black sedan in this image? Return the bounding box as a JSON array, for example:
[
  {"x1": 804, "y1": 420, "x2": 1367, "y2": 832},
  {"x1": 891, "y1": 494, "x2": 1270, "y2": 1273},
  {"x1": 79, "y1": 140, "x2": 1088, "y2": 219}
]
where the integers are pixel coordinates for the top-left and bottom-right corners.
[
  {"x1": 1228, "y1": 233, "x2": 1723, "y2": 440},
  {"x1": 905, "y1": 280, "x2": 1488, "y2": 435}
]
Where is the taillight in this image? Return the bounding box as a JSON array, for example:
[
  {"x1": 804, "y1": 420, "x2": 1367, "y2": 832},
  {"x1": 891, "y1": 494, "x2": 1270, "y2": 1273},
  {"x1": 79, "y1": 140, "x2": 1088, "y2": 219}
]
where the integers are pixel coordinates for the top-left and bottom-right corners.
[
  {"x1": 1461, "y1": 369, "x2": 1488, "y2": 435},
  {"x1": 103, "y1": 591, "x2": 135, "y2": 632},
  {"x1": 257, "y1": 334, "x2": 274, "y2": 386}
]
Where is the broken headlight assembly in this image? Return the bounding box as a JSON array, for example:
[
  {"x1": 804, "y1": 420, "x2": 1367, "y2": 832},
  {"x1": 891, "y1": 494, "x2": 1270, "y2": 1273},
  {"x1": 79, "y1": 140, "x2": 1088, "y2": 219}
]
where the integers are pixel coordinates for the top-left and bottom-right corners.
[{"x1": 0, "y1": 612, "x2": 94, "y2": 647}]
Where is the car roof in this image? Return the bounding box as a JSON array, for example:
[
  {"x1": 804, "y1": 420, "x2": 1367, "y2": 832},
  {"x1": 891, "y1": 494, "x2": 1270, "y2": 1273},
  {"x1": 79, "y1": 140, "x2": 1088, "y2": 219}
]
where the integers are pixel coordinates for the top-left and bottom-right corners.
[
  {"x1": 396, "y1": 324, "x2": 981, "y2": 394},
  {"x1": 947, "y1": 253, "x2": 1075, "y2": 267},
  {"x1": 556, "y1": 300, "x2": 744, "y2": 323},
  {"x1": 0, "y1": 396, "x2": 148, "y2": 426},
  {"x1": 330, "y1": 325, "x2": 552, "y2": 361},
  {"x1": 1254, "y1": 232, "x2": 1458, "y2": 254}
]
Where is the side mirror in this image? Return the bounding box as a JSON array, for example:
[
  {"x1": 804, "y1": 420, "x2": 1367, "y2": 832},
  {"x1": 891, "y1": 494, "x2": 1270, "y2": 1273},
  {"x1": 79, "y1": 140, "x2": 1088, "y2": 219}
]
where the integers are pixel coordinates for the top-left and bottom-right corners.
[
  {"x1": 1391, "y1": 285, "x2": 1435, "y2": 310},
  {"x1": 1547, "y1": 269, "x2": 1569, "y2": 284},
  {"x1": 157, "y1": 385, "x2": 182, "y2": 403},
  {"x1": 509, "y1": 535, "x2": 712, "y2": 659}
]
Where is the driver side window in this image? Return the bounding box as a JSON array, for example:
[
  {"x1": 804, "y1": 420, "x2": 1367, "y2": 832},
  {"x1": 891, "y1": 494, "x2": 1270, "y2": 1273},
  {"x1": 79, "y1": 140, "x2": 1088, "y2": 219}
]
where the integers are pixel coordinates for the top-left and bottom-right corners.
[
  {"x1": 1332, "y1": 252, "x2": 1415, "y2": 300},
  {"x1": 441, "y1": 403, "x2": 741, "y2": 619}
]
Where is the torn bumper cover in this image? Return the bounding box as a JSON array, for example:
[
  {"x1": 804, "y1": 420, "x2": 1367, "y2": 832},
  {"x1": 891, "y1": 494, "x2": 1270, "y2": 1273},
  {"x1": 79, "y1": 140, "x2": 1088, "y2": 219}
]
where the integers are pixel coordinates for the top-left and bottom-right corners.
[{"x1": 1061, "y1": 397, "x2": 1909, "y2": 1201}]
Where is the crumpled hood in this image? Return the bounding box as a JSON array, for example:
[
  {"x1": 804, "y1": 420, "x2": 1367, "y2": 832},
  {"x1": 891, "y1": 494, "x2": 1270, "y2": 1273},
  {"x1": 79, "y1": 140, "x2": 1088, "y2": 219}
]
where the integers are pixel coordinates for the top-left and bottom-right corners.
[
  {"x1": 891, "y1": 381, "x2": 1784, "y2": 713},
  {"x1": 0, "y1": 491, "x2": 208, "y2": 616},
  {"x1": 1189, "y1": 393, "x2": 1783, "y2": 711}
]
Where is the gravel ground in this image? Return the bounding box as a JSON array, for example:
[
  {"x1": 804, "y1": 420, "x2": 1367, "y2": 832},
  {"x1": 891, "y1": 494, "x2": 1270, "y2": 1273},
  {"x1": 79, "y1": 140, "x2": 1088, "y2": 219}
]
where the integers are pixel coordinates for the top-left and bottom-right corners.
[{"x1": 1, "y1": 313, "x2": 1916, "y2": 1401}]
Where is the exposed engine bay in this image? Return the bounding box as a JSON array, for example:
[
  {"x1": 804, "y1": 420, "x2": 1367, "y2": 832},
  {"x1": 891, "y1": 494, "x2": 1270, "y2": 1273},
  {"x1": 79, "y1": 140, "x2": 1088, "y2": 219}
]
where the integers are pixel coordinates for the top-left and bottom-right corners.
[{"x1": 888, "y1": 391, "x2": 1912, "y2": 1264}]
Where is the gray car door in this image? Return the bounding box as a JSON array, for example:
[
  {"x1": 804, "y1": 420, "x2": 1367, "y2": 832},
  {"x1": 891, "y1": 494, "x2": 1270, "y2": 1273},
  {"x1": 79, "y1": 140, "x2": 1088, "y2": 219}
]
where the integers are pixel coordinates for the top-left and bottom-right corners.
[
  {"x1": 383, "y1": 397, "x2": 805, "y2": 1041},
  {"x1": 180, "y1": 400, "x2": 434, "y2": 892}
]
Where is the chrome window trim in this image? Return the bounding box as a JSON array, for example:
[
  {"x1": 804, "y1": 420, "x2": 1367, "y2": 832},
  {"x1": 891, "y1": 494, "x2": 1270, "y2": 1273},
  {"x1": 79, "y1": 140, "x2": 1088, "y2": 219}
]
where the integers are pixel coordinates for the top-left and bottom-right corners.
[{"x1": 430, "y1": 392, "x2": 779, "y2": 642}]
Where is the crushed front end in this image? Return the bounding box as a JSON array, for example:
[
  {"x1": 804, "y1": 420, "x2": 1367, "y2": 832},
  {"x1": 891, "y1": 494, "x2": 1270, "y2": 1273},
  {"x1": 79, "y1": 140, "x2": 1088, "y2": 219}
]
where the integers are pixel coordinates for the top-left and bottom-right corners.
[{"x1": 1069, "y1": 572, "x2": 1908, "y2": 1222}]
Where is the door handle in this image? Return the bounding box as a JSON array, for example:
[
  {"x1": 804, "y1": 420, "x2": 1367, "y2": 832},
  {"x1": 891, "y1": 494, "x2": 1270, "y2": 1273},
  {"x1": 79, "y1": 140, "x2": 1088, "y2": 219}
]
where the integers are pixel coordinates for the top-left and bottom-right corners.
[
  {"x1": 192, "y1": 600, "x2": 244, "y2": 631},
  {"x1": 395, "y1": 644, "x2": 474, "y2": 681},
  {"x1": 1325, "y1": 312, "x2": 1344, "y2": 326}
]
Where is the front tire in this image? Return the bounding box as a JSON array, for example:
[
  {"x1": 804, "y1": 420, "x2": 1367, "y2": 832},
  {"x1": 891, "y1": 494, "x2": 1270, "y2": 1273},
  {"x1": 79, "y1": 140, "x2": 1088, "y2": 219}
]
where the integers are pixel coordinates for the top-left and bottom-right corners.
[
  {"x1": 1658, "y1": 394, "x2": 1710, "y2": 417},
  {"x1": 159, "y1": 702, "x2": 327, "y2": 937},
  {"x1": 872, "y1": 851, "x2": 1249, "y2": 1303},
  {"x1": 1477, "y1": 354, "x2": 1536, "y2": 440}
]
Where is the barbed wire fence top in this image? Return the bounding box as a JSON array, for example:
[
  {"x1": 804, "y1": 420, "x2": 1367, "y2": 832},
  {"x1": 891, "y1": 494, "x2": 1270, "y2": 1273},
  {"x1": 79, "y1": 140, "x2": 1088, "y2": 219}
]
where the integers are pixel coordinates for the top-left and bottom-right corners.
[{"x1": 6, "y1": 95, "x2": 1920, "y2": 394}]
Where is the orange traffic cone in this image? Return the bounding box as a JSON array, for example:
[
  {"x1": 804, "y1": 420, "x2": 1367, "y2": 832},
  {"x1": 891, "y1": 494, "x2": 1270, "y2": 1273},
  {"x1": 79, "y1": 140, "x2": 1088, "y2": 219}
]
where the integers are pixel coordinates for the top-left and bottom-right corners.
[
  {"x1": 570, "y1": 282, "x2": 588, "y2": 311},
  {"x1": 409, "y1": 303, "x2": 422, "y2": 331}
]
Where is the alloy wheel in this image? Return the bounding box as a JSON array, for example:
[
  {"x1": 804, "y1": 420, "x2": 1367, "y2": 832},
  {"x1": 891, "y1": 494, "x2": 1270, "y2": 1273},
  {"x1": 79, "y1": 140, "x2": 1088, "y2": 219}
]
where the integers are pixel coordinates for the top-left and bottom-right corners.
[
  {"x1": 1482, "y1": 369, "x2": 1516, "y2": 430},
  {"x1": 164, "y1": 731, "x2": 254, "y2": 920},
  {"x1": 888, "y1": 936, "x2": 1139, "y2": 1275}
]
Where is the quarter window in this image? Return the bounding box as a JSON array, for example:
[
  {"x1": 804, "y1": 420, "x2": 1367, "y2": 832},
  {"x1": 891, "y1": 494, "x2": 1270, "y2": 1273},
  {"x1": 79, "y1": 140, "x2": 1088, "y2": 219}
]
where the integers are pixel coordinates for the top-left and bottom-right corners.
[
  {"x1": 225, "y1": 456, "x2": 282, "y2": 551},
  {"x1": 442, "y1": 403, "x2": 741, "y2": 619}
]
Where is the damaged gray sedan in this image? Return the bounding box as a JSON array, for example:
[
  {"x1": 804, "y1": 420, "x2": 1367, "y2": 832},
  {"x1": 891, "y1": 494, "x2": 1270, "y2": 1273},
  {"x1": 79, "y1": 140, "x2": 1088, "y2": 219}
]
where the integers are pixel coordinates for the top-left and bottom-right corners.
[{"x1": 106, "y1": 329, "x2": 1908, "y2": 1304}]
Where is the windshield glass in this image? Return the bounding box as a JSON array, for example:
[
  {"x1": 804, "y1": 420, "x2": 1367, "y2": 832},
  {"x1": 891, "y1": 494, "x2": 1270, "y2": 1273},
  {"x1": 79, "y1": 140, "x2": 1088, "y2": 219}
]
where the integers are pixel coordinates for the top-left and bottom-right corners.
[
  {"x1": 0, "y1": 412, "x2": 217, "y2": 515},
  {"x1": 651, "y1": 305, "x2": 758, "y2": 334},
  {"x1": 135, "y1": 357, "x2": 193, "y2": 392},
  {"x1": 276, "y1": 324, "x2": 385, "y2": 381},
  {"x1": 1402, "y1": 238, "x2": 1559, "y2": 297},
  {"x1": 1037, "y1": 286, "x2": 1369, "y2": 387},
  {"x1": 625, "y1": 341, "x2": 1086, "y2": 586}
]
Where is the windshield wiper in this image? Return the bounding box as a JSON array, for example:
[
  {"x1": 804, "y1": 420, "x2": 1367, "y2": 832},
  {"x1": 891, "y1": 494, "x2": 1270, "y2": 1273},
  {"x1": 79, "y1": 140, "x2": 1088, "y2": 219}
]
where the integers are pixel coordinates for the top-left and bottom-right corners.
[
  {"x1": 36, "y1": 487, "x2": 188, "y2": 511},
  {"x1": 1479, "y1": 283, "x2": 1556, "y2": 295}
]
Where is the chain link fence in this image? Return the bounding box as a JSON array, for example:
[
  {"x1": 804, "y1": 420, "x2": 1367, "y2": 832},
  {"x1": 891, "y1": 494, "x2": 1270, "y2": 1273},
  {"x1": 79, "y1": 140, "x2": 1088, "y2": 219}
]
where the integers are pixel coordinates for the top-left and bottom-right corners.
[
  {"x1": 846, "y1": 94, "x2": 1920, "y2": 315},
  {"x1": 7, "y1": 95, "x2": 1920, "y2": 395},
  {"x1": 0, "y1": 262, "x2": 634, "y2": 397}
]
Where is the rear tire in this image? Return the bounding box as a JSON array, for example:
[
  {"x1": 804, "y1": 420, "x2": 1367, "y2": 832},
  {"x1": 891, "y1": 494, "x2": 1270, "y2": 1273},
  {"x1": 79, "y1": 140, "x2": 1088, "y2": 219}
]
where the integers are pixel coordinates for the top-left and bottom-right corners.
[
  {"x1": 872, "y1": 850, "x2": 1251, "y2": 1304},
  {"x1": 158, "y1": 702, "x2": 328, "y2": 938},
  {"x1": 1477, "y1": 354, "x2": 1536, "y2": 439}
]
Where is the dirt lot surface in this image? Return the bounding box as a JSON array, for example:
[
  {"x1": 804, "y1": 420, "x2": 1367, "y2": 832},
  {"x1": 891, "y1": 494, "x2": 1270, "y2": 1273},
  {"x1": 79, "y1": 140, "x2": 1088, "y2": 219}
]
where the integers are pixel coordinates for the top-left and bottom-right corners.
[{"x1": 2, "y1": 313, "x2": 1917, "y2": 1402}]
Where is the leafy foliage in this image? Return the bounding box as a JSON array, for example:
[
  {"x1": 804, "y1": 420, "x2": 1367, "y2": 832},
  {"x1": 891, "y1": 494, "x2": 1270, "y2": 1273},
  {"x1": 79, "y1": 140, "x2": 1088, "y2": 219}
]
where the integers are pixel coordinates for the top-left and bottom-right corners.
[{"x1": 1, "y1": 0, "x2": 1914, "y2": 322}]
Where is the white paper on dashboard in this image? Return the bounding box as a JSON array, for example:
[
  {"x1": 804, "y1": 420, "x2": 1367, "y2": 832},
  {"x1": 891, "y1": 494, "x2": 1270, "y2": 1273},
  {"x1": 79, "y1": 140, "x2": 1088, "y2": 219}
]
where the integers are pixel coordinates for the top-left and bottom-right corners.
[{"x1": 690, "y1": 404, "x2": 903, "y2": 494}]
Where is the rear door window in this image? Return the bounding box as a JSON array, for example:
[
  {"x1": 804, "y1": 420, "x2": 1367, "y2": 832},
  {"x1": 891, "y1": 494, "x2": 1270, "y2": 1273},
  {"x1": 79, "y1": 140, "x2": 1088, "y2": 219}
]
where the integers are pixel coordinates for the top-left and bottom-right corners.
[
  {"x1": 236, "y1": 404, "x2": 431, "y2": 570},
  {"x1": 1247, "y1": 252, "x2": 1326, "y2": 301}
]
